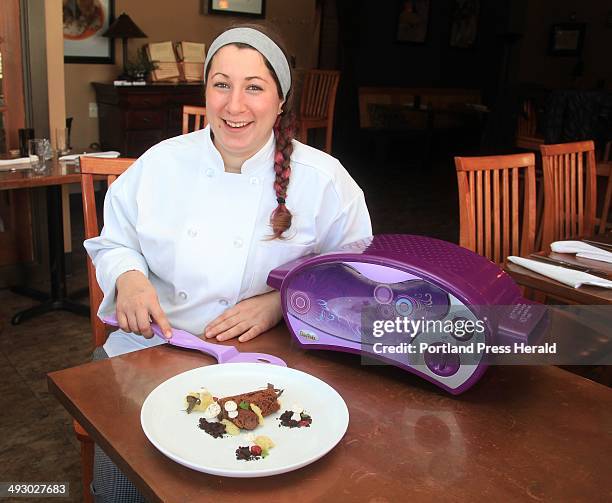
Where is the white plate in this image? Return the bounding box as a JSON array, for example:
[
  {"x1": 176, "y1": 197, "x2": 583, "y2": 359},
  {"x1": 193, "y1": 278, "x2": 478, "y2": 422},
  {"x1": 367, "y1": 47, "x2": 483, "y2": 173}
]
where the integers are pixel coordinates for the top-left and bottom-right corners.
[{"x1": 140, "y1": 363, "x2": 349, "y2": 477}]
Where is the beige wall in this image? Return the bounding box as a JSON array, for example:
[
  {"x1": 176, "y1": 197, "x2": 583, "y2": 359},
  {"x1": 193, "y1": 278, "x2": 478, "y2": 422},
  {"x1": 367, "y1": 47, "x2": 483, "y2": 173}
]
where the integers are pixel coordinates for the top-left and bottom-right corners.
[
  {"x1": 64, "y1": 0, "x2": 317, "y2": 149},
  {"x1": 46, "y1": 0, "x2": 66, "y2": 145},
  {"x1": 515, "y1": 1, "x2": 612, "y2": 90}
]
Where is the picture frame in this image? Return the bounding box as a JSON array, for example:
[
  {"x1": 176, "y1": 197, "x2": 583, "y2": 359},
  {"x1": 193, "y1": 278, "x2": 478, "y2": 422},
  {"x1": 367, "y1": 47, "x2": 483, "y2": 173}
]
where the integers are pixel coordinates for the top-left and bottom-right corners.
[
  {"x1": 396, "y1": 0, "x2": 430, "y2": 44},
  {"x1": 548, "y1": 23, "x2": 586, "y2": 57},
  {"x1": 204, "y1": 0, "x2": 266, "y2": 18},
  {"x1": 449, "y1": 0, "x2": 480, "y2": 49},
  {"x1": 63, "y1": 0, "x2": 115, "y2": 64}
]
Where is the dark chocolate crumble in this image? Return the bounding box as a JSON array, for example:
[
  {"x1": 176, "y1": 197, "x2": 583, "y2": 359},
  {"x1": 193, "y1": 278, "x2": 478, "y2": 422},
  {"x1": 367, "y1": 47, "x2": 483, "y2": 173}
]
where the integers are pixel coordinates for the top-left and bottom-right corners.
[
  {"x1": 198, "y1": 418, "x2": 227, "y2": 438},
  {"x1": 278, "y1": 410, "x2": 312, "y2": 428},
  {"x1": 235, "y1": 446, "x2": 260, "y2": 461}
]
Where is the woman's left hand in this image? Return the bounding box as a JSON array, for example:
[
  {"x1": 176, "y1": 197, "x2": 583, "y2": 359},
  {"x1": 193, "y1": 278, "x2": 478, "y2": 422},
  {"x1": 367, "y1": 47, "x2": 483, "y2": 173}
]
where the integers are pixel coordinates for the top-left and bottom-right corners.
[{"x1": 204, "y1": 291, "x2": 283, "y2": 342}]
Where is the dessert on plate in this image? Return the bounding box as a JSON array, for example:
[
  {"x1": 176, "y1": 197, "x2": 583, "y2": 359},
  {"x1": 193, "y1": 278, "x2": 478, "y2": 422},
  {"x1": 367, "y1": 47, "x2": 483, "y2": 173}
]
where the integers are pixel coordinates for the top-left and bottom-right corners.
[
  {"x1": 185, "y1": 383, "x2": 283, "y2": 437},
  {"x1": 184, "y1": 383, "x2": 312, "y2": 461}
]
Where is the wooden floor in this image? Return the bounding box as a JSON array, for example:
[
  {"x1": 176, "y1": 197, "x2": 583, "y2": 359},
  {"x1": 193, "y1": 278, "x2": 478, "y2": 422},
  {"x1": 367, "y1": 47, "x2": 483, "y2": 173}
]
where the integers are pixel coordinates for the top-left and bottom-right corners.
[{"x1": 0, "y1": 138, "x2": 603, "y2": 501}]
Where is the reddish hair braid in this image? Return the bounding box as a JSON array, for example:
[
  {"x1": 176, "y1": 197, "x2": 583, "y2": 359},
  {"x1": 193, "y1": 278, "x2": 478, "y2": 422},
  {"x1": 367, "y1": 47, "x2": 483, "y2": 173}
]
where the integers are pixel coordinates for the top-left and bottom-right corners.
[{"x1": 270, "y1": 112, "x2": 295, "y2": 239}]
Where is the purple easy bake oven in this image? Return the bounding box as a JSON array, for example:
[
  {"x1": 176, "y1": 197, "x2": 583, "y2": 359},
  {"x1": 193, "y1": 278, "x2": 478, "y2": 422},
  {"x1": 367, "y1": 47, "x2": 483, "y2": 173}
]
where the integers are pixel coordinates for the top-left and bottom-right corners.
[{"x1": 267, "y1": 234, "x2": 547, "y2": 394}]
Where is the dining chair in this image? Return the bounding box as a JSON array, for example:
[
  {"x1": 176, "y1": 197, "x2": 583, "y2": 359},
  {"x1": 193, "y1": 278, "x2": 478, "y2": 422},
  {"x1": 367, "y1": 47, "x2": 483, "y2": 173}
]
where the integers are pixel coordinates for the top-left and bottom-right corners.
[
  {"x1": 455, "y1": 153, "x2": 537, "y2": 264},
  {"x1": 182, "y1": 105, "x2": 207, "y2": 134},
  {"x1": 77, "y1": 156, "x2": 136, "y2": 503},
  {"x1": 515, "y1": 98, "x2": 547, "y2": 249},
  {"x1": 596, "y1": 140, "x2": 612, "y2": 234},
  {"x1": 540, "y1": 141, "x2": 597, "y2": 250},
  {"x1": 515, "y1": 98, "x2": 544, "y2": 151},
  {"x1": 296, "y1": 69, "x2": 340, "y2": 154}
]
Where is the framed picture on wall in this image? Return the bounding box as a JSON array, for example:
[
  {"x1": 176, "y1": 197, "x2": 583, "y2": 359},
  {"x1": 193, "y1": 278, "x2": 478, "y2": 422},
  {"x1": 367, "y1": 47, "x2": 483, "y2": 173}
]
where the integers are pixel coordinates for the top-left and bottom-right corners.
[
  {"x1": 63, "y1": 0, "x2": 115, "y2": 63},
  {"x1": 548, "y1": 23, "x2": 586, "y2": 57},
  {"x1": 449, "y1": 0, "x2": 479, "y2": 48},
  {"x1": 396, "y1": 0, "x2": 430, "y2": 43},
  {"x1": 203, "y1": 0, "x2": 266, "y2": 18}
]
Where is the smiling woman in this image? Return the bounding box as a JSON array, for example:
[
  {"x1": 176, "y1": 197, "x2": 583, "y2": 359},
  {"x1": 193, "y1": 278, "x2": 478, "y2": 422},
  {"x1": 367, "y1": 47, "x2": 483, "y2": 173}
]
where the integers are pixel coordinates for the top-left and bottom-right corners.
[
  {"x1": 203, "y1": 25, "x2": 294, "y2": 239},
  {"x1": 83, "y1": 23, "x2": 371, "y2": 501},
  {"x1": 205, "y1": 45, "x2": 284, "y2": 173}
]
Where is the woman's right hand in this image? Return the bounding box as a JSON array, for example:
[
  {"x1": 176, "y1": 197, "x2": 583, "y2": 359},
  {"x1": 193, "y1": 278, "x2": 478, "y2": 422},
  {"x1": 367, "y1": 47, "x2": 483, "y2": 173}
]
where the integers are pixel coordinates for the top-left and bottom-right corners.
[{"x1": 115, "y1": 270, "x2": 172, "y2": 339}]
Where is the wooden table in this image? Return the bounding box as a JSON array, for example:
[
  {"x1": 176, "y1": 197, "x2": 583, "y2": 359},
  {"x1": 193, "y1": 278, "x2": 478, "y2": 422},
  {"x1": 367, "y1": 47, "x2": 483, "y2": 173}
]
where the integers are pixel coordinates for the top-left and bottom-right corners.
[
  {"x1": 0, "y1": 158, "x2": 89, "y2": 322},
  {"x1": 0, "y1": 157, "x2": 81, "y2": 189},
  {"x1": 504, "y1": 247, "x2": 612, "y2": 305},
  {"x1": 48, "y1": 325, "x2": 612, "y2": 502}
]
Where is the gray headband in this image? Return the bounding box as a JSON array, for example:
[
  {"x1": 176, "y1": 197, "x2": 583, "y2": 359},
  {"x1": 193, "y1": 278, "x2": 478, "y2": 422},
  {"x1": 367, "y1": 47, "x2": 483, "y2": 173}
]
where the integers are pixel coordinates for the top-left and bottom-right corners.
[{"x1": 204, "y1": 27, "x2": 291, "y2": 99}]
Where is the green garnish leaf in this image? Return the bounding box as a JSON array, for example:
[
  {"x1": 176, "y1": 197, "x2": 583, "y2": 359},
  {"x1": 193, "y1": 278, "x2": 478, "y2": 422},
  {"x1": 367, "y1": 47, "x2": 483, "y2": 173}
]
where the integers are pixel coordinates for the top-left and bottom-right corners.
[
  {"x1": 239, "y1": 401, "x2": 250, "y2": 410},
  {"x1": 262, "y1": 448, "x2": 269, "y2": 458}
]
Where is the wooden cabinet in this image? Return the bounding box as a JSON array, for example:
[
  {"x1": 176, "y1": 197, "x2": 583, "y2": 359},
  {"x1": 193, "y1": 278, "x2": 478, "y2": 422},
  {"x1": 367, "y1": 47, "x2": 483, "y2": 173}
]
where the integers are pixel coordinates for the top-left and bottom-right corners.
[{"x1": 92, "y1": 82, "x2": 205, "y2": 158}]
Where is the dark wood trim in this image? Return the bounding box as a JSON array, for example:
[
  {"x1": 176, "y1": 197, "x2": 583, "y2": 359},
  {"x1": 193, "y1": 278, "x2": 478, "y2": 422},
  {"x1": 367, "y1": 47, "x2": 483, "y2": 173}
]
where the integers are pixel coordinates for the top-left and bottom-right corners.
[
  {"x1": 1, "y1": 0, "x2": 26, "y2": 151},
  {"x1": 0, "y1": 0, "x2": 31, "y2": 270}
]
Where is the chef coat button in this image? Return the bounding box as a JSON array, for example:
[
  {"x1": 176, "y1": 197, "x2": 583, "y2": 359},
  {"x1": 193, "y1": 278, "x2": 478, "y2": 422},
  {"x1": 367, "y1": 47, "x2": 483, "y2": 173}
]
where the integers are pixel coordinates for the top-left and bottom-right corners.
[
  {"x1": 178, "y1": 291, "x2": 188, "y2": 301},
  {"x1": 233, "y1": 237, "x2": 243, "y2": 248},
  {"x1": 205, "y1": 168, "x2": 214, "y2": 177},
  {"x1": 219, "y1": 299, "x2": 229, "y2": 306},
  {"x1": 249, "y1": 176, "x2": 260, "y2": 185},
  {"x1": 187, "y1": 228, "x2": 198, "y2": 238}
]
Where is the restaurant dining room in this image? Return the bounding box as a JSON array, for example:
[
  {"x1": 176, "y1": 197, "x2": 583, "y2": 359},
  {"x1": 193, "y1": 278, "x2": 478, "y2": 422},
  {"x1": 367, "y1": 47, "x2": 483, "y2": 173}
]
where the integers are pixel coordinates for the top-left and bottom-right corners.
[{"x1": 1, "y1": 0, "x2": 611, "y2": 501}]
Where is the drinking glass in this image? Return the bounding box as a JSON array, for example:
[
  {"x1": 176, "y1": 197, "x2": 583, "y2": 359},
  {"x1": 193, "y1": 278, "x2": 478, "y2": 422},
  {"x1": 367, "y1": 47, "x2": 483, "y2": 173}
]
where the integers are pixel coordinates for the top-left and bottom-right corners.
[
  {"x1": 28, "y1": 138, "x2": 50, "y2": 173},
  {"x1": 55, "y1": 128, "x2": 70, "y2": 156},
  {"x1": 18, "y1": 128, "x2": 35, "y2": 157}
]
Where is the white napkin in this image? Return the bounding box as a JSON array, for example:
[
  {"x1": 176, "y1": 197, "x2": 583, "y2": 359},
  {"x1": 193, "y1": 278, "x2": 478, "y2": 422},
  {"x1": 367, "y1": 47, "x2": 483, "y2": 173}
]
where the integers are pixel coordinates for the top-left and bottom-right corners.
[
  {"x1": 550, "y1": 240, "x2": 612, "y2": 264},
  {"x1": 58, "y1": 151, "x2": 121, "y2": 162},
  {"x1": 0, "y1": 157, "x2": 30, "y2": 166},
  {"x1": 507, "y1": 256, "x2": 612, "y2": 289}
]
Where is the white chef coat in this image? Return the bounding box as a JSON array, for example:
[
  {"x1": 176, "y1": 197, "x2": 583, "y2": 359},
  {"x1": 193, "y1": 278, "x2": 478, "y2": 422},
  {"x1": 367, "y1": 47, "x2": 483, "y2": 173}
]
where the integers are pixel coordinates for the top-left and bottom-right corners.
[{"x1": 84, "y1": 126, "x2": 372, "y2": 357}]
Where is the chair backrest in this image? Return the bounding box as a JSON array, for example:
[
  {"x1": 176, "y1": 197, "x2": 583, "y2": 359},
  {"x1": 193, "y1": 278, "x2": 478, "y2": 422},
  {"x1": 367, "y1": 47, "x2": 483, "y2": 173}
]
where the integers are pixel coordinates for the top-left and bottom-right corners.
[
  {"x1": 516, "y1": 98, "x2": 544, "y2": 151},
  {"x1": 540, "y1": 140, "x2": 597, "y2": 249},
  {"x1": 517, "y1": 99, "x2": 537, "y2": 137},
  {"x1": 455, "y1": 153, "x2": 536, "y2": 264},
  {"x1": 182, "y1": 105, "x2": 207, "y2": 134},
  {"x1": 596, "y1": 160, "x2": 612, "y2": 235},
  {"x1": 80, "y1": 157, "x2": 136, "y2": 348},
  {"x1": 299, "y1": 70, "x2": 340, "y2": 120},
  {"x1": 598, "y1": 141, "x2": 612, "y2": 234}
]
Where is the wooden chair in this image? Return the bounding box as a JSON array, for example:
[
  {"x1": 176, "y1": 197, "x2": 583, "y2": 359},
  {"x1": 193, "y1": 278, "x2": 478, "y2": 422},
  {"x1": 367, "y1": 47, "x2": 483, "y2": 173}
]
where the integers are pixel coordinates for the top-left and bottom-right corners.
[
  {"x1": 76, "y1": 156, "x2": 136, "y2": 503},
  {"x1": 515, "y1": 99, "x2": 546, "y2": 249},
  {"x1": 455, "y1": 153, "x2": 536, "y2": 264},
  {"x1": 540, "y1": 141, "x2": 597, "y2": 250},
  {"x1": 182, "y1": 105, "x2": 207, "y2": 134},
  {"x1": 296, "y1": 69, "x2": 340, "y2": 154},
  {"x1": 516, "y1": 98, "x2": 544, "y2": 151},
  {"x1": 596, "y1": 141, "x2": 612, "y2": 234},
  {"x1": 515, "y1": 97, "x2": 547, "y2": 243}
]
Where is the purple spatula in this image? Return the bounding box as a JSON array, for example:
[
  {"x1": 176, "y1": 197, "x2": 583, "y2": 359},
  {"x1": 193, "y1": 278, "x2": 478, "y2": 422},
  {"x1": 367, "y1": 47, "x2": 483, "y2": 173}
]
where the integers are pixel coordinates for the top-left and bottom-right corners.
[{"x1": 101, "y1": 314, "x2": 286, "y2": 366}]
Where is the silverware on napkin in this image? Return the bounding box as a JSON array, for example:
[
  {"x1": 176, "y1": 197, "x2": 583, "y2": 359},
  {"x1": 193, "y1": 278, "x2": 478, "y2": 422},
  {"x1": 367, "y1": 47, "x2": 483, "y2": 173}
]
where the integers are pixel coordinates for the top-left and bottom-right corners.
[
  {"x1": 508, "y1": 256, "x2": 612, "y2": 289},
  {"x1": 528, "y1": 254, "x2": 610, "y2": 279}
]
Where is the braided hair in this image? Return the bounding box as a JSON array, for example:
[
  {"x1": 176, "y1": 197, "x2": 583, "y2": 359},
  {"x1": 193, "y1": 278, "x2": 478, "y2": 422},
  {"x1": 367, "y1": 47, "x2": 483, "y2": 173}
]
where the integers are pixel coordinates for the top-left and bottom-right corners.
[
  {"x1": 270, "y1": 102, "x2": 295, "y2": 238},
  {"x1": 204, "y1": 24, "x2": 295, "y2": 239}
]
